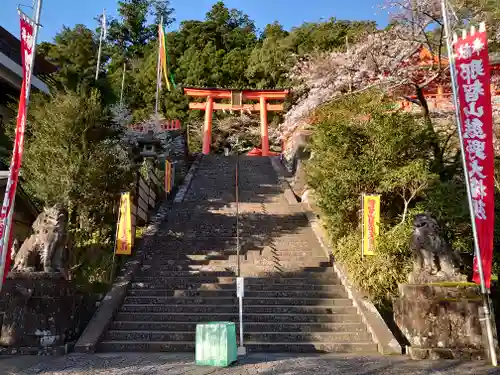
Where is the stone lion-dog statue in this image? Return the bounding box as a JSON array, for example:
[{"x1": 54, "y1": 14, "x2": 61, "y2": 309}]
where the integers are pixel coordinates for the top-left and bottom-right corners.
[
  {"x1": 409, "y1": 213, "x2": 466, "y2": 284},
  {"x1": 10, "y1": 204, "x2": 69, "y2": 277}
]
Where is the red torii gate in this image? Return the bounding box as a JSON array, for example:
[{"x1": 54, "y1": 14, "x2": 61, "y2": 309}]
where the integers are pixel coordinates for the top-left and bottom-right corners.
[{"x1": 183, "y1": 87, "x2": 289, "y2": 156}]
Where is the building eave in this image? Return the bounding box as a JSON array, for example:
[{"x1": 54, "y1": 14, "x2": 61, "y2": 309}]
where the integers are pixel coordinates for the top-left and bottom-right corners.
[{"x1": 0, "y1": 51, "x2": 50, "y2": 94}]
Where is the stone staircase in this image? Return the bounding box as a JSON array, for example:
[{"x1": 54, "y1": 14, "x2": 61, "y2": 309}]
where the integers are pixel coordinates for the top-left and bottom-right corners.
[{"x1": 97, "y1": 155, "x2": 378, "y2": 353}]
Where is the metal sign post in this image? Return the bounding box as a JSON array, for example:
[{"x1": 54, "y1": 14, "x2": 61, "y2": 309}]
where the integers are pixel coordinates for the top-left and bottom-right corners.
[{"x1": 236, "y1": 276, "x2": 246, "y2": 356}]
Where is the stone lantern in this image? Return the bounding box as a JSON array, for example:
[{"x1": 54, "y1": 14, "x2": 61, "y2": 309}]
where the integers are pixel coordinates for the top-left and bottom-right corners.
[{"x1": 137, "y1": 130, "x2": 162, "y2": 159}]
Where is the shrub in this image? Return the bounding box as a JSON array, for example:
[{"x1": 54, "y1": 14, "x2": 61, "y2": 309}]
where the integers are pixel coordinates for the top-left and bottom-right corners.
[
  {"x1": 307, "y1": 92, "x2": 435, "y2": 240},
  {"x1": 307, "y1": 91, "x2": 476, "y2": 304},
  {"x1": 333, "y1": 223, "x2": 413, "y2": 305},
  {"x1": 12, "y1": 89, "x2": 135, "y2": 283}
]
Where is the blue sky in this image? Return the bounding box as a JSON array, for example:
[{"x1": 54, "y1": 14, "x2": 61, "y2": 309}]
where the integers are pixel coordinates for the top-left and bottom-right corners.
[{"x1": 1, "y1": 0, "x2": 387, "y2": 42}]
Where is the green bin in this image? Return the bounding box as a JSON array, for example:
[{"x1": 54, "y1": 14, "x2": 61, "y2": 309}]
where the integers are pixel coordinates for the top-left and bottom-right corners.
[{"x1": 195, "y1": 322, "x2": 237, "y2": 367}]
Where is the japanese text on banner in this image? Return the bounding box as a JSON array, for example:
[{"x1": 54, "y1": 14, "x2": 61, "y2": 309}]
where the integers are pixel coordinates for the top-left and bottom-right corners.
[
  {"x1": 115, "y1": 192, "x2": 134, "y2": 255},
  {"x1": 454, "y1": 27, "x2": 495, "y2": 289},
  {"x1": 362, "y1": 194, "x2": 380, "y2": 256}
]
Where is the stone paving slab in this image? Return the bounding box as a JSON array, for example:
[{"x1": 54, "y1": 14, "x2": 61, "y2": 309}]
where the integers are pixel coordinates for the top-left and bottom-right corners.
[{"x1": 3, "y1": 353, "x2": 499, "y2": 375}]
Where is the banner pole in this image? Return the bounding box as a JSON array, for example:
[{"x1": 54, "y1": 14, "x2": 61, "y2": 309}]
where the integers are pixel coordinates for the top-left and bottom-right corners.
[
  {"x1": 95, "y1": 9, "x2": 105, "y2": 81},
  {"x1": 441, "y1": 0, "x2": 497, "y2": 366},
  {"x1": 154, "y1": 17, "x2": 163, "y2": 123},
  {"x1": 25, "y1": 0, "x2": 42, "y2": 103},
  {"x1": 0, "y1": 0, "x2": 43, "y2": 290}
]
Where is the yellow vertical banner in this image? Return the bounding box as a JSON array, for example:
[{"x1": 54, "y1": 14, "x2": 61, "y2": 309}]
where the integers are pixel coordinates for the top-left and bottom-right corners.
[
  {"x1": 115, "y1": 192, "x2": 133, "y2": 255},
  {"x1": 165, "y1": 160, "x2": 172, "y2": 194},
  {"x1": 362, "y1": 194, "x2": 380, "y2": 256}
]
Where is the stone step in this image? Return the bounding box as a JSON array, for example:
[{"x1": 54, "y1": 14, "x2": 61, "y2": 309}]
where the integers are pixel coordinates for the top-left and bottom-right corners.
[
  {"x1": 142, "y1": 251, "x2": 241, "y2": 259},
  {"x1": 139, "y1": 270, "x2": 237, "y2": 278},
  {"x1": 133, "y1": 276, "x2": 235, "y2": 284},
  {"x1": 145, "y1": 238, "x2": 237, "y2": 245},
  {"x1": 127, "y1": 288, "x2": 347, "y2": 298},
  {"x1": 130, "y1": 282, "x2": 234, "y2": 290},
  {"x1": 240, "y1": 282, "x2": 343, "y2": 290},
  {"x1": 97, "y1": 341, "x2": 378, "y2": 353},
  {"x1": 155, "y1": 254, "x2": 237, "y2": 262},
  {"x1": 139, "y1": 265, "x2": 233, "y2": 272},
  {"x1": 105, "y1": 330, "x2": 372, "y2": 343},
  {"x1": 271, "y1": 251, "x2": 323, "y2": 258},
  {"x1": 130, "y1": 277, "x2": 342, "y2": 289},
  {"x1": 123, "y1": 296, "x2": 353, "y2": 307},
  {"x1": 139, "y1": 268, "x2": 338, "y2": 278},
  {"x1": 141, "y1": 260, "x2": 212, "y2": 267},
  {"x1": 119, "y1": 304, "x2": 357, "y2": 315},
  {"x1": 273, "y1": 261, "x2": 333, "y2": 268},
  {"x1": 246, "y1": 276, "x2": 340, "y2": 284},
  {"x1": 250, "y1": 270, "x2": 337, "y2": 279},
  {"x1": 114, "y1": 312, "x2": 363, "y2": 323},
  {"x1": 133, "y1": 275, "x2": 341, "y2": 284},
  {"x1": 109, "y1": 321, "x2": 367, "y2": 333},
  {"x1": 268, "y1": 253, "x2": 326, "y2": 260},
  {"x1": 143, "y1": 253, "x2": 241, "y2": 262}
]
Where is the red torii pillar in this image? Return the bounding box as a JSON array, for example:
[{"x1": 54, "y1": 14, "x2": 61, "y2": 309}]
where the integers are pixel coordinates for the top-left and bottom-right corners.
[
  {"x1": 259, "y1": 96, "x2": 269, "y2": 155},
  {"x1": 184, "y1": 87, "x2": 289, "y2": 156},
  {"x1": 203, "y1": 96, "x2": 214, "y2": 155}
]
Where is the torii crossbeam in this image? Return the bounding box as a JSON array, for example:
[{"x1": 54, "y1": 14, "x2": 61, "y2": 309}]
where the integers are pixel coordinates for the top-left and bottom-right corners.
[{"x1": 183, "y1": 87, "x2": 289, "y2": 156}]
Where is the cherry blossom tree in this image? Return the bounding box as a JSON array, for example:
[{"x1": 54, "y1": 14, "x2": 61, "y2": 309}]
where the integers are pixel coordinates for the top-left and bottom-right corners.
[
  {"x1": 280, "y1": 23, "x2": 443, "y2": 141},
  {"x1": 280, "y1": 0, "x2": 500, "y2": 149}
]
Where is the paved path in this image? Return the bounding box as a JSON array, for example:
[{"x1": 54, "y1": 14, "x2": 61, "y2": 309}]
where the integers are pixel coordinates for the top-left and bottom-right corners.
[{"x1": 1, "y1": 353, "x2": 499, "y2": 375}]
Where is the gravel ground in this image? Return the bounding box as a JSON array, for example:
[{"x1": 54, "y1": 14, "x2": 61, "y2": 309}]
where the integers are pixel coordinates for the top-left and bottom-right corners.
[{"x1": 1, "y1": 353, "x2": 499, "y2": 375}]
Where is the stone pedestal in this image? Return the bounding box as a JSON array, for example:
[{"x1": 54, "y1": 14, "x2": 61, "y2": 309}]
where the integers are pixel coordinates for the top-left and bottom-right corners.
[
  {"x1": 0, "y1": 272, "x2": 94, "y2": 355},
  {"x1": 394, "y1": 283, "x2": 497, "y2": 360}
]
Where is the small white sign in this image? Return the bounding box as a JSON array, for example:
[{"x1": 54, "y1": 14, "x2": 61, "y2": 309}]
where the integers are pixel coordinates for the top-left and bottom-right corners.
[{"x1": 236, "y1": 277, "x2": 244, "y2": 298}]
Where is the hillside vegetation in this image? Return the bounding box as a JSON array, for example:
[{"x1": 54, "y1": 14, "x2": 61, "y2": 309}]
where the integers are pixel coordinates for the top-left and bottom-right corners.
[{"x1": 6, "y1": 0, "x2": 500, "y2": 293}]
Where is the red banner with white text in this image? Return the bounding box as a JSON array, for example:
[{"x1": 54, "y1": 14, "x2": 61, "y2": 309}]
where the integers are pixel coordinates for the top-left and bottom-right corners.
[
  {"x1": 454, "y1": 25, "x2": 495, "y2": 289},
  {"x1": 0, "y1": 13, "x2": 34, "y2": 283},
  {"x1": 20, "y1": 14, "x2": 34, "y2": 91}
]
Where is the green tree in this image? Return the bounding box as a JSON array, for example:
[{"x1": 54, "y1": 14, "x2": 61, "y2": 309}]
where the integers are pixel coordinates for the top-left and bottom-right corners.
[
  {"x1": 38, "y1": 25, "x2": 111, "y2": 96},
  {"x1": 285, "y1": 18, "x2": 376, "y2": 55},
  {"x1": 307, "y1": 92, "x2": 435, "y2": 238},
  {"x1": 107, "y1": 0, "x2": 174, "y2": 59},
  {"x1": 246, "y1": 22, "x2": 294, "y2": 89},
  {"x1": 20, "y1": 89, "x2": 134, "y2": 225}
]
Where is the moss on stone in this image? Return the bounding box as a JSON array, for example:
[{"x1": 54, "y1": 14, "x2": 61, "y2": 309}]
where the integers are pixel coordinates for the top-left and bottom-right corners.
[{"x1": 427, "y1": 281, "x2": 477, "y2": 287}]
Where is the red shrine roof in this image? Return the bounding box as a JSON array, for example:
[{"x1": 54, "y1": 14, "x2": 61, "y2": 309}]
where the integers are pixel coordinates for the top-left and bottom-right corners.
[{"x1": 415, "y1": 45, "x2": 500, "y2": 68}]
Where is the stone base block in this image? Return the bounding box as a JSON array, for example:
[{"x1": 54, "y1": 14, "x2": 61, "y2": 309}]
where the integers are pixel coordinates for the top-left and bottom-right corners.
[
  {"x1": 0, "y1": 272, "x2": 96, "y2": 352},
  {"x1": 408, "y1": 347, "x2": 486, "y2": 360},
  {"x1": 394, "y1": 283, "x2": 497, "y2": 360},
  {"x1": 0, "y1": 344, "x2": 68, "y2": 356}
]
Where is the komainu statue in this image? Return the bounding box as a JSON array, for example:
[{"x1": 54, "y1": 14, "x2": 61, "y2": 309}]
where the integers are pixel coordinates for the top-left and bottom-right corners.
[
  {"x1": 409, "y1": 213, "x2": 466, "y2": 284},
  {"x1": 10, "y1": 204, "x2": 69, "y2": 277}
]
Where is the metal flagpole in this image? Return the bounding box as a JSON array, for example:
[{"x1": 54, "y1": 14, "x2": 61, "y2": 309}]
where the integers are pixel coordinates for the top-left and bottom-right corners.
[
  {"x1": 24, "y1": 1, "x2": 42, "y2": 102},
  {"x1": 0, "y1": 0, "x2": 43, "y2": 288},
  {"x1": 235, "y1": 156, "x2": 245, "y2": 356},
  {"x1": 154, "y1": 17, "x2": 163, "y2": 123},
  {"x1": 120, "y1": 61, "x2": 126, "y2": 105},
  {"x1": 441, "y1": 0, "x2": 497, "y2": 366},
  {"x1": 95, "y1": 9, "x2": 105, "y2": 81}
]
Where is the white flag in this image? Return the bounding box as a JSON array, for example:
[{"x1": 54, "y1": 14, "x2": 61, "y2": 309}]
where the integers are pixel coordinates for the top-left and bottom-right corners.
[{"x1": 102, "y1": 9, "x2": 107, "y2": 39}]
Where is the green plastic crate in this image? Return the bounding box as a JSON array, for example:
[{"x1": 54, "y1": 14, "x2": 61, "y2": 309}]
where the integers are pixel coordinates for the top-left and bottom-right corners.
[{"x1": 195, "y1": 322, "x2": 237, "y2": 367}]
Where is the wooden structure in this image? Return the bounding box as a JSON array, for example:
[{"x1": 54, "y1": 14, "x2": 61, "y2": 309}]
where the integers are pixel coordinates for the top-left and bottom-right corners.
[
  {"x1": 129, "y1": 119, "x2": 181, "y2": 133},
  {"x1": 133, "y1": 169, "x2": 163, "y2": 225},
  {"x1": 183, "y1": 87, "x2": 289, "y2": 156}
]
